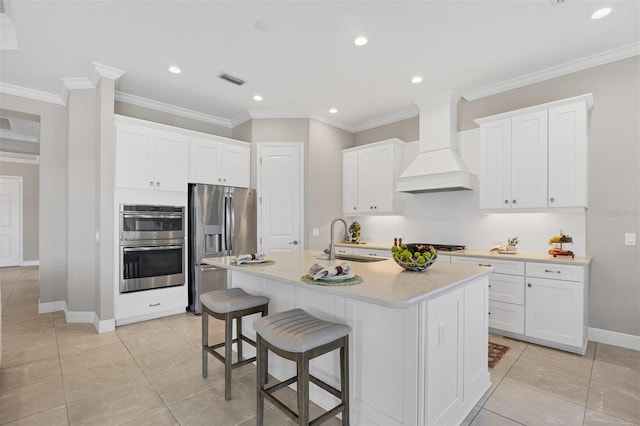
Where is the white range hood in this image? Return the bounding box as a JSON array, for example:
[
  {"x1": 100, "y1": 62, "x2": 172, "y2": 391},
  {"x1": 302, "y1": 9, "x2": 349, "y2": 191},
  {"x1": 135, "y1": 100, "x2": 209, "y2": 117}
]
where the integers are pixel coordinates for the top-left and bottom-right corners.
[{"x1": 396, "y1": 91, "x2": 476, "y2": 193}]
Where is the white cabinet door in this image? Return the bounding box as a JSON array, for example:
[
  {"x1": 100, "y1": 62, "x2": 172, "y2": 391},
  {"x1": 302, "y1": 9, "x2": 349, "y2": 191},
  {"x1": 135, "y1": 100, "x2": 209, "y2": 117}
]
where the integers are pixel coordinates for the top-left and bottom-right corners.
[
  {"x1": 479, "y1": 118, "x2": 512, "y2": 209},
  {"x1": 189, "y1": 137, "x2": 222, "y2": 185},
  {"x1": 511, "y1": 110, "x2": 548, "y2": 208},
  {"x1": 357, "y1": 148, "x2": 376, "y2": 213},
  {"x1": 489, "y1": 300, "x2": 525, "y2": 334},
  {"x1": 115, "y1": 123, "x2": 155, "y2": 190},
  {"x1": 548, "y1": 102, "x2": 588, "y2": 208},
  {"x1": 154, "y1": 131, "x2": 188, "y2": 192},
  {"x1": 525, "y1": 277, "x2": 584, "y2": 347},
  {"x1": 221, "y1": 144, "x2": 250, "y2": 188},
  {"x1": 425, "y1": 287, "x2": 464, "y2": 425},
  {"x1": 374, "y1": 143, "x2": 395, "y2": 212},
  {"x1": 342, "y1": 151, "x2": 358, "y2": 214}
]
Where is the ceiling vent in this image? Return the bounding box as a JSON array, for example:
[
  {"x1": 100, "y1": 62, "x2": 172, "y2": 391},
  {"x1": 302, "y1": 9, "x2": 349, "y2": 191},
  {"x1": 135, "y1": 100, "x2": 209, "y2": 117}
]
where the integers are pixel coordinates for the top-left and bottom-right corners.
[{"x1": 219, "y1": 73, "x2": 246, "y2": 86}]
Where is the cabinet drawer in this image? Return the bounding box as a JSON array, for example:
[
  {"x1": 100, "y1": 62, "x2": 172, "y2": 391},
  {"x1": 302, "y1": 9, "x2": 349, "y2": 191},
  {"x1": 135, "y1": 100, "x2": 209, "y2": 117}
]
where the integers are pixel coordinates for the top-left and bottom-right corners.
[
  {"x1": 451, "y1": 256, "x2": 524, "y2": 275},
  {"x1": 488, "y1": 301, "x2": 525, "y2": 334},
  {"x1": 526, "y1": 262, "x2": 584, "y2": 282},
  {"x1": 116, "y1": 290, "x2": 187, "y2": 321},
  {"x1": 335, "y1": 247, "x2": 354, "y2": 255},
  {"x1": 353, "y1": 248, "x2": 392, "y2": 258},
  {"x1": 489, "y1": 273, "x2": 525, "y2": 305}
]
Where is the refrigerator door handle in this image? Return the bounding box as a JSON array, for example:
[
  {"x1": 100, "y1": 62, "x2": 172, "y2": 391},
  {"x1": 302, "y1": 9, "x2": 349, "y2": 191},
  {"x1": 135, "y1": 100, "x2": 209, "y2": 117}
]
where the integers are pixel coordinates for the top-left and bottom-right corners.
[
  {"x1": 228, "y1": 193, "x2": 235, "y2": 253},
  {"x1": 224, "y1": 192, "x2": 232, "y2": 254}
]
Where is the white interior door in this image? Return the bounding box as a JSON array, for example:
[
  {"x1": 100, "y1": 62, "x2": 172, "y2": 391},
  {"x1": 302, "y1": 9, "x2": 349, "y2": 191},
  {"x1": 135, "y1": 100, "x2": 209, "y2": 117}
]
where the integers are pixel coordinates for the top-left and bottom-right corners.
[
  {"x1": 257, "y1": 143, "x2": 304, "y2": 253},
  {"x1": 0, "y1": 176, "x2": 22, "y2": 267}
]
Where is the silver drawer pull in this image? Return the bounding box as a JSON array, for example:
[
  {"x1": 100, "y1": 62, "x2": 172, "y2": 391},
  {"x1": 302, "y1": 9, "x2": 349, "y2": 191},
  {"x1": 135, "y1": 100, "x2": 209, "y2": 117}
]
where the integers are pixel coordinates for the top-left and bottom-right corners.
[
  {"x1": 545, "y1": 269, "x2": 561, "y2": 274},
  {"x1": 149, "y1": 303, "x2": 160, "y2": 307},
  {"x1": 479, "y1": 263, "x2": 492, "y2": 267}
]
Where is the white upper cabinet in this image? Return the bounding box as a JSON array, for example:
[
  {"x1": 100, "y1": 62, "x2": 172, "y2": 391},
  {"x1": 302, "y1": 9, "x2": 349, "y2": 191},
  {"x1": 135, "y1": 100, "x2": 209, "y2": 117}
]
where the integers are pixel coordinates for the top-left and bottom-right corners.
[
  {"x1": 189, "y1": 137, "x2": 250, "y2": 188},
  {"x1": 342, "y1": 151, "x2": 358, "y2": 214},
  {"x1": 548, "y1": 102, "x2": 588, "y2": 207},
  {"x1": 342, "y1": 139, "x2": 404, "y2": 215},
  {"x1": 115, "y1": 115, "x2": 251, "y2": 193},
  {"x1": 115, "y1": 122, "x2": 188, "y2": 192},
  {"x1": 476, "y1": 94, "x2": 593, "y2": 211}
]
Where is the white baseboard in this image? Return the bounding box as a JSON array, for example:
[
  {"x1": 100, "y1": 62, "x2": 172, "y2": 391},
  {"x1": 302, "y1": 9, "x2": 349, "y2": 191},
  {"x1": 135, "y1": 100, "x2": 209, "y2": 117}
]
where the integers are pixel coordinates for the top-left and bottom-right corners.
[
  {"x1": 37, "y1": 299, "x2": 114, "y2": 334},
  {"x1": 589, "y1": 327, "x2": 640, "y2": 351},
  {"x1": 38, "y1": 299, "x2": 66, "y2": 314},
  {"x1": 94, "y1": 314, "x2": 115, "y2": 333},
  {"x1": 21, "y1": 260, "x2": 40, "y2": 267}
]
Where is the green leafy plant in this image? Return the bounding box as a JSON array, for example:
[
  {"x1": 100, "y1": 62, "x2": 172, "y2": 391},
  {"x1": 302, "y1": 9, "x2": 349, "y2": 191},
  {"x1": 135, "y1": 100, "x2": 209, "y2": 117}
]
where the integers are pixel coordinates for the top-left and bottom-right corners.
[{"x1": 507, "y1": 236, "x2": 519, "y2": 246}]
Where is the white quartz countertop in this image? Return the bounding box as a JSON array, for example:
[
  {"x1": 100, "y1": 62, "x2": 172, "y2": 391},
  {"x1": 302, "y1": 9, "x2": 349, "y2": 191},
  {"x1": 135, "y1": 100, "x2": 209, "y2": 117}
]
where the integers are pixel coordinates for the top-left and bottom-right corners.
[
  {"x1": 335, "y1": 242, "x2": 592, "y2": 265},
  {"x1": 202, "y1": 250, "x2": 492, "y2": 308}
]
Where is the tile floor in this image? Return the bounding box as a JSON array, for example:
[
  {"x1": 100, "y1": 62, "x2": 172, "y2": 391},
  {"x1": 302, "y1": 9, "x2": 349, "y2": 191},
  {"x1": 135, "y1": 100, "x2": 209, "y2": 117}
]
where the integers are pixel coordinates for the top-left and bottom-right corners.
[{"x1": 1, "y1": 266, "x2": 639, "y2": 426}]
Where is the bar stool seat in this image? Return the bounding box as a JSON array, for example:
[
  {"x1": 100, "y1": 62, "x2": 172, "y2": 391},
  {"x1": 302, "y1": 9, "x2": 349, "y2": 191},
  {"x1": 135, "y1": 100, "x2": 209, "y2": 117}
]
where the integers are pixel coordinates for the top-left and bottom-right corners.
[
  {"x1": 254, "y1": 308, "x2": 350, "y2": 426},
  {"x1": 200, "y1": 288, "x2": 269, "y2": 401}
]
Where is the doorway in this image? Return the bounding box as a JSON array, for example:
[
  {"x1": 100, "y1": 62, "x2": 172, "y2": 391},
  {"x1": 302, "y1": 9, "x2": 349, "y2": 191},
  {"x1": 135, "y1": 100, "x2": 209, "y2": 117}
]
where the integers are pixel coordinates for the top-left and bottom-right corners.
[{"x1": 256, "y1": 143, "x2": 304, "y2": 253}]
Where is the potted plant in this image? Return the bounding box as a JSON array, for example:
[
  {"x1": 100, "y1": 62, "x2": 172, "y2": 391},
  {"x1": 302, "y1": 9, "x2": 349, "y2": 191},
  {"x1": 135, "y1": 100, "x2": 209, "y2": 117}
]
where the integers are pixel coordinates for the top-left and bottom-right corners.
[{"x1": 507, "y1": 236, "x2": 519, "y2": 252}]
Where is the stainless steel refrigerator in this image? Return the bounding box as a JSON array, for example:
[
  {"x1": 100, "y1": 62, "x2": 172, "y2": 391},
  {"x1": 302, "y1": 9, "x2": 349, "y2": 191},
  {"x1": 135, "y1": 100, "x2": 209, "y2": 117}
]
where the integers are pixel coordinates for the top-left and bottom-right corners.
[{"x1": 188, "y1": 183, "x2": 257, "y2": 314}]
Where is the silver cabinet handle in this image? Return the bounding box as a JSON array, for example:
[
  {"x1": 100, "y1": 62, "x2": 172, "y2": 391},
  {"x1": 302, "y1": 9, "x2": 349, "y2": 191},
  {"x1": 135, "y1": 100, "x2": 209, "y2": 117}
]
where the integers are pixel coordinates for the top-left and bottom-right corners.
[
  {"x1": 149, "y1": 303, "x2": 160, "y2": 307},
  {"x1": 479, "y1": 263, "x2": 492, "y2": 267},
  {"x1": 156, "y1": 182, "x2": 160, "y2": 186},
  {"x1": 544, "y1": 269, "x2": 561, "y2": 274},
  {"x1": 550, "y1": 197, "x2": 555, "y2": 202},
  {"x1": 504, "y1": 199, "x2": 509, "y2": 204},
  {"x1": 149, "y1": 181, "x2": 154, "y2": 186},
  {"x1": 289, "y1": 240, "x2": 298, "y2": 245},
  {"x1": 512, "y1": 199, "x2": 517, "y2": 204},
  {"x1": 527, "y1": 283, "x2": 532, "y2": 287}
]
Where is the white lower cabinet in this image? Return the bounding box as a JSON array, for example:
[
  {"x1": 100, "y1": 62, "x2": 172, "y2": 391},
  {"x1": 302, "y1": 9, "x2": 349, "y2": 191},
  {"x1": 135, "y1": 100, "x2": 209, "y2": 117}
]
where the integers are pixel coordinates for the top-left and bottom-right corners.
[
  {"x1": 353, "y1": 247, "x2": 392, "y2": 258},
  {"x1": 452, "y1": 255, "x2": 588, "y2": 354},
  {"x1": 230, "y1": 270, "x2": 489, "y2": 425},
  {"x1": 115, "y1": 285, "x2": 187, "y2": 326},
  {"x1": 525, "y1": 263, "x2": 586, "y2": 348}
]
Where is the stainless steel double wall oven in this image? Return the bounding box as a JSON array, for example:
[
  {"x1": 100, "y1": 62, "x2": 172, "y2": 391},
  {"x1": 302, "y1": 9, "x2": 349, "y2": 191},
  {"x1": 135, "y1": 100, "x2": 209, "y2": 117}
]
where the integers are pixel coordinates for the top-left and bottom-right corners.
[{"x1": 119, "y1": 204, "x2": 185, "y2": 293}]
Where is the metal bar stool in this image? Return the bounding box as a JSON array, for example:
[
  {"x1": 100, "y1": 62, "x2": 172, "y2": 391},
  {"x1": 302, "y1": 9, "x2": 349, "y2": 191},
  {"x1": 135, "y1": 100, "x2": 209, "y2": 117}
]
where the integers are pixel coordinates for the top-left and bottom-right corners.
[
  {"x1": 254, "y1": 308, "x2": 351, "y2": 426},
  {"x1": 200, "y1": 287, "x2": 269, "y2": 401}
]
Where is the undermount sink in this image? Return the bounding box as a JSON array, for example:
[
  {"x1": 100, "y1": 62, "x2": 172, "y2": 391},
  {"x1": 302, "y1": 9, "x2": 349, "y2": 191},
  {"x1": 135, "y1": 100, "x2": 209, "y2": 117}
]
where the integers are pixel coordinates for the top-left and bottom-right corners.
[{"x1": 335, "y1": 254, "x2": 387, "y2": 263}]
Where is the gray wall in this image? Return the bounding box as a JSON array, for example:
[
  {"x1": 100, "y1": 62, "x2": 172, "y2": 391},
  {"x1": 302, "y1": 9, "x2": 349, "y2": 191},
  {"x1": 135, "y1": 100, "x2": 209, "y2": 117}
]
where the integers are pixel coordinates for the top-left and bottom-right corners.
[
  {"x1": 354, "y1": 116, "x2": 419, "y2": 146},
  {"x1": 357, "y1": 56, "x2": 640, "y2": 337},
  {"x1": 0, "y1": 159, "x2": 39, "y2": 261},
  {"x1": 0, "y1": 93, "x2": 68, "y2": 305},
  {"x1": 308, "y1": 120, "x2": 355, "y2": 249},
  {"x1": 115, "y1": 101, "x2": 232, "y2": 138}
]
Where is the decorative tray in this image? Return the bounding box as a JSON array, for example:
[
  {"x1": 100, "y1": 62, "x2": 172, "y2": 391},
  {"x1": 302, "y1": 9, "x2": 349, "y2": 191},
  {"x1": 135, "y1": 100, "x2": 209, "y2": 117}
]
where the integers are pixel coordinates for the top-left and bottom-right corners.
[{"x1": 300, "y1": 274, "x2": 363, "y2": 286}]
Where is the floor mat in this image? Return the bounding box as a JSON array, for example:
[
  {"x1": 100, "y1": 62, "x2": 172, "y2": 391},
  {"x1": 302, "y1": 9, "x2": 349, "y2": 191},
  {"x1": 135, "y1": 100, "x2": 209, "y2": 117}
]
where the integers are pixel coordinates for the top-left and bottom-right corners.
[{"x1": 488, "y1": 342, "x2": 510, "y2": 368}]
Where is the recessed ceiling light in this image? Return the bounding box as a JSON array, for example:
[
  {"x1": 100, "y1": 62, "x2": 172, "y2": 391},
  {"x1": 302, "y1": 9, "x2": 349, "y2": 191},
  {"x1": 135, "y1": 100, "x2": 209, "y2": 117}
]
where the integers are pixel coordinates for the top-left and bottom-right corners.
[
  {"x1": 255, "y1": 19, "x2": 271, "y2": 31},
  {"x1": 329, "y1": 108, "x2": 338, "y2": 114},
  {"x1": 168, "y1": 66, "x2": 181, "y2": 74},
  {"x1": 253, "y1": 95, "x2": 263, "y2": 101},
  {"x1": 354, "y1": 36, "x2": 368, "y2": 47},
  {"x1": 591, "y1": 7, "x2": 612, "y2": 19},
  {"x1": 411, "y1": 76, "x2": 423, "y2": 84}
]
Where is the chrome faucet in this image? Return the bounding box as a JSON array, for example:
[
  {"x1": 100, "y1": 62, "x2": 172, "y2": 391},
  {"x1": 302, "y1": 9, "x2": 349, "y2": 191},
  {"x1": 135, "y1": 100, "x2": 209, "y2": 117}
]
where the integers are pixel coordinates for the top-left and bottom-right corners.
[{"x1": 330, "y1": 218, "x2": 348, "y2": 261}]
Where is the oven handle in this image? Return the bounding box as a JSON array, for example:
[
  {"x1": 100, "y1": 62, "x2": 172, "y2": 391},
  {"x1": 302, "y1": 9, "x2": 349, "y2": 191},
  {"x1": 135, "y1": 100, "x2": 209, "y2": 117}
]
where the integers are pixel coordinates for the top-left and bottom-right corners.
[
  {"x1": 123, "y1": 245, "x2": 183, "y2": 252},
  {"x1": 122, "y1": 214, "x2": 183, "y2": 219}
]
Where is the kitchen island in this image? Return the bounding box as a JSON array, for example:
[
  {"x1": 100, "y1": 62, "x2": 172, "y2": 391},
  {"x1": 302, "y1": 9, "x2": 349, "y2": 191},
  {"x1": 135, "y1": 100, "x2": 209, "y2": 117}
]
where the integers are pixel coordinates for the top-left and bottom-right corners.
[{"x1": 203, "y1": 251, "x2": 492, "y2": 426}]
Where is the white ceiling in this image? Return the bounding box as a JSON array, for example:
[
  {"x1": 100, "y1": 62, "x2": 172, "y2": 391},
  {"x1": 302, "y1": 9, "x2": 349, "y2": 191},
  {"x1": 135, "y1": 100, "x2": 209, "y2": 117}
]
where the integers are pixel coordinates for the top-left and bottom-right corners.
[{"x1": 1, "y1": 0, "x2": 639, "y2": 133}]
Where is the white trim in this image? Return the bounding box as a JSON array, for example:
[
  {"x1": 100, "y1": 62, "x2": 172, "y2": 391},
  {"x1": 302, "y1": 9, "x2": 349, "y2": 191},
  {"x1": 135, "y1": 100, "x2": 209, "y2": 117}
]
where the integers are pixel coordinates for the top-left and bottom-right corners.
[
  {"x1": 588, "y1": 327, "x2": 640, "y2": 351},
  {"x1": 0, "y1": 154, "x2": 39, "y2": 164},
  {"x1": 38, "y1": 299, "x2": 66, "y2": 314},
  {"x1": 463, "y1": 43, "x2": 640, "y2": 101},
  {"x1": 61, "y1": 77, "x2": 94, "y2": 90},
  {"x1": 0, "y1": 130, "x2": 39, "y2": 144},
  {"x1": 21, "y1": 260, "x2": 39, "y2": 266},
  {"x1": 94, "y1": 314, "x2": 116, "y2": 333},
  {"x1": 350, "y1": 107, "x2": 419, "y2": 133},
  {"x1": 65, "y1": 309, "x2": 95, "y2": 324},
  {"x1": 0, "y1": 82, "x2": 65, "y2": 105},
  {"x1": 230, "y1": 111, "x2": 252, "y2": 127},
  {"x1": 114, "y1": 91, "x2": 233, "y2": 128},
  {"x1": 92, "y1": 62, "x2": 126, "y2": 82}
]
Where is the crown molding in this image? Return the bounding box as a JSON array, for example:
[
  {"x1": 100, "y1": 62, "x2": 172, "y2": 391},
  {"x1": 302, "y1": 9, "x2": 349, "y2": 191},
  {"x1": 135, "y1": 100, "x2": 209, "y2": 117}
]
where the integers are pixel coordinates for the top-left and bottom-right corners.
[
  {"x1": 0, "y1": 152, "x2": 39, "y2": 164},
  {"x1": 462, "y1": 42, "x2": 640, "y2": 101},
  {"x1": 230, "y1": 111, "x2": 252, "y2": 127},
  {"x1": 92, "y1": 62, "x2": 125, "y2": 83},
  {"x1": 350, "y1": 107, "x2": 419, "y2": 133},
  {"x1": 0, "y1": 82, "x2": 64, "y2": 105},
  {"x1": 59, "y1": 77, "x2": 94, "y2": 104},
  {"x1": 114, "y1": 91, "x2": 233, "y2": 128}
]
